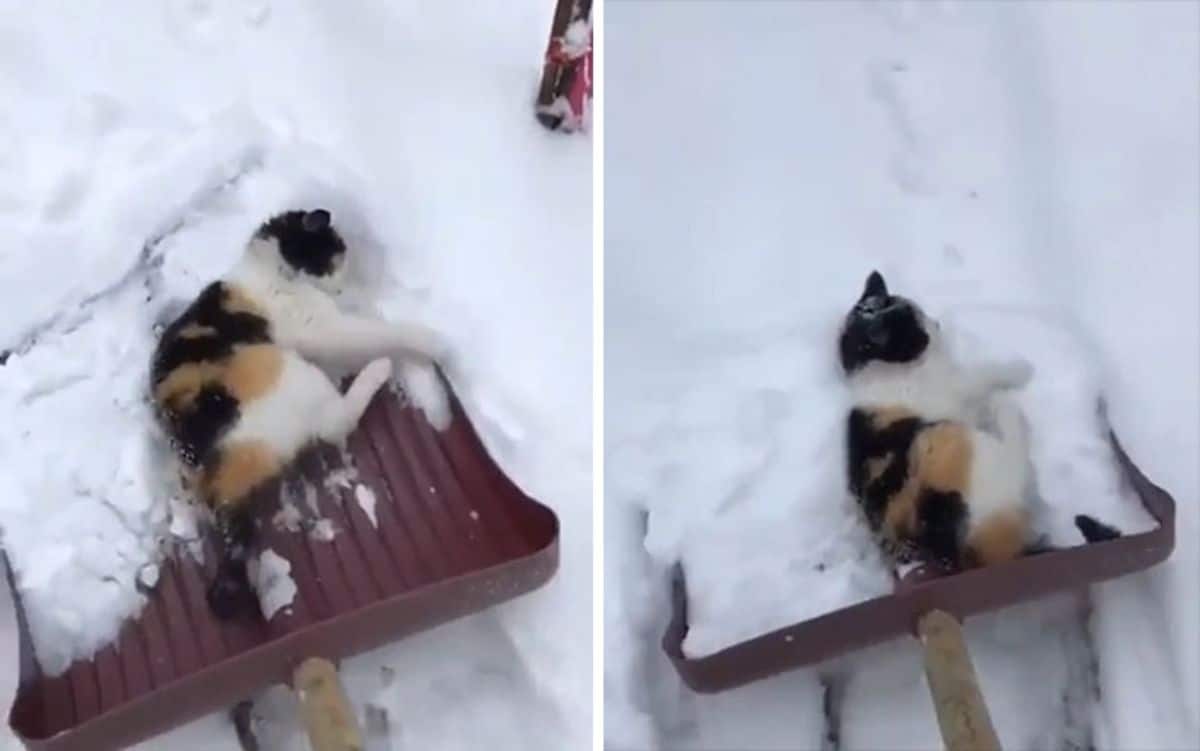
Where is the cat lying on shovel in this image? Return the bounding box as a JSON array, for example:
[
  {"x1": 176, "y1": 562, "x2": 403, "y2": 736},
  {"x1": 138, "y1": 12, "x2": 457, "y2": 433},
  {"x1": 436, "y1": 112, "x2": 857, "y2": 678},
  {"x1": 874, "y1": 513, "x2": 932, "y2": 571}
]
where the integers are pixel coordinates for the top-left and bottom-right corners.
[
  {"x1": 150, "y1": 208, "x2": 448, "y2": 617},
  {"x1": 840, "y1": 270, "x2": 1121, "y2": 572}
]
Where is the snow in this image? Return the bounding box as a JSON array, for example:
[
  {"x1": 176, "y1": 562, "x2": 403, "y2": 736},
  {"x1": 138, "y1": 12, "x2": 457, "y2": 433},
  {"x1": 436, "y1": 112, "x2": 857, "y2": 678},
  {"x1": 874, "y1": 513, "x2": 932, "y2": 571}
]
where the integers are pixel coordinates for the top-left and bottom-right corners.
[
  {"x1": 354, "y1": 483, "x2": 379, "y2": 529},
  {"x1": 248, "y1": 548, "x2": 296, "y2": 621},
  {"x1": 0, "y1": 2, "x2": 590, "y2": 750},
  {"x1": 0, "y1": 287, "x2": 187, "y2": 674},
  {"x1": 272, "y1": 496, "x2": 303, "y2": 533},
  {"x1": 396, "y1": 360, "x2": 452, "y2": 432},
  {"x1": 307, "y1": 518, "x2": 337, "y2": 543},
  {"x1": 607, "y1": 2, "x2": 1197, "y2": 749},
  {"x1": 322, "y1": 466, "x2": 357, "y2": 493},
  {"x1": 137, "y1": 564, "x2": 160, "y2": 591}
]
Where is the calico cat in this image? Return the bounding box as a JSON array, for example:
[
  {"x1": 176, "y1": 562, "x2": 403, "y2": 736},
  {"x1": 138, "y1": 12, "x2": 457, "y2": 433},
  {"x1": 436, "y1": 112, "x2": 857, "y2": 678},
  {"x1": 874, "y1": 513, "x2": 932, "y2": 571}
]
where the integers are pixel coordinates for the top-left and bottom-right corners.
[
  {"x1": 839, "y1": 271, "x2": 1120, "y2": 570},
  {"x1": 151, "y1": 208, "x2": 447, "y2": 617}
]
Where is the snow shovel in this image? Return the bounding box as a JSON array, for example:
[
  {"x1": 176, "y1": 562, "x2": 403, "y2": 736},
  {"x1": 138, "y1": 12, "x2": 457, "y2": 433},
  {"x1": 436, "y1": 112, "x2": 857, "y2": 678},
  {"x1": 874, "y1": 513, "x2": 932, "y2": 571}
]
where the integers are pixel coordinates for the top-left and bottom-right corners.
[
  {"x1": 6, "y1": 373, "x2": 560, "y2": 751},
  {"x1": 662, "y1": 401, "x2": 1175, "y2": 751},
  {"x1": 535, "y1": 0, "x2": 593, "y2": 132}
]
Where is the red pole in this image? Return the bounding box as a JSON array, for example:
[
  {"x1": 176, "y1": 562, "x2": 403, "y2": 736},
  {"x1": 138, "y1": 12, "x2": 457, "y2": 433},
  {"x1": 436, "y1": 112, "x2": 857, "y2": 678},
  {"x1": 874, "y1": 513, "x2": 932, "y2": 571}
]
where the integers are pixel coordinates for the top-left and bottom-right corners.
[{"x1": 535, "y1": 0, "x2": 593, "y2": 132}]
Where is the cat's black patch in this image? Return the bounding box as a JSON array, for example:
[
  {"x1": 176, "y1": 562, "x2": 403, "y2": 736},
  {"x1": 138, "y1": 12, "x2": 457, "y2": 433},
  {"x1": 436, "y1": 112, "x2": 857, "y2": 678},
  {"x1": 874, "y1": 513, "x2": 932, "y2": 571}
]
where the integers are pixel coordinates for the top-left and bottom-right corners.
[
  {"x1": 846, "y1": 408, "x2": 925, "y2": 529},
  {"x1": 169, "y1": 384, "x2": 239, "y2": 467},
  {"x1": 1075, "y1": 514, "x2": 1122, "y2": 543},
  {"x1": 151, "y1": 281, "x2": 272, "y2": 466},
  {"x1": 207, "y1": 505, "x2": 258, "y2": 619},
  {"x1": 838, "y1": 271, "x2": 931, "y2": 373},
  {"x1": 255, "y1": 209, "x2": 347, "y2": 278},
  {"x1": 914, "y1": 489, "x2": 967, "y2": 563},
  {"x1": 1021, "y1": 516, "x2": 1121, "y2": 558},
  {"x1": 151, "y1": 282, "x2": 271, "y2": 386},
  {"x1": 206, "y1": 557, "x2": 255, "y2": 619},
  {"x1": 151, "y1": 276, "x2": 281, "y2": 620}
]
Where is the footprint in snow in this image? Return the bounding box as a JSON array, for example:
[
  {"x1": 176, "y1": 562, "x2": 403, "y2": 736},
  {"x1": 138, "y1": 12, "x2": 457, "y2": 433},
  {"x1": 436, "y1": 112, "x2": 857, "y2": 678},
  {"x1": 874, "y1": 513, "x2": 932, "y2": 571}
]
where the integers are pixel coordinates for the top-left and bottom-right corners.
[
  {"x1": 245, "y1": 2, "x2": 271, "y2": 27},
  {"x1": 943, "y1": 243, "x2": 964, "y2": 266}
]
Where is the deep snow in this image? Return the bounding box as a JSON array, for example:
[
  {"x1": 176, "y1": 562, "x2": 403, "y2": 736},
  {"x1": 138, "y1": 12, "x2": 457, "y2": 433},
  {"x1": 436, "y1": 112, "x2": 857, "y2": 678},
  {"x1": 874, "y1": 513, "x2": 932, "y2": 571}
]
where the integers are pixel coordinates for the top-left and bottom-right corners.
[
  {"x1": 606, "y1": 1, "x2": 1197, "y2": 749},
  {"x1": 0, "y1": 1, "x2": 591, "y2": 749}
]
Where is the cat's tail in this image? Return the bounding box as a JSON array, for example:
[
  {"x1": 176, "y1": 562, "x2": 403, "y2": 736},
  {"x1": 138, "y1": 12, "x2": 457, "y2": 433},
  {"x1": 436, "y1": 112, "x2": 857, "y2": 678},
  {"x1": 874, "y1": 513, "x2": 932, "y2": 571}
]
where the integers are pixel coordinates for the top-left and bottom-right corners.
[
  {"x1": 1074, "y1": 514, "x2": 1123, "y2": 543},
  {"x1": 206, "y1": 505, "x2": 258, "y2": 619}
]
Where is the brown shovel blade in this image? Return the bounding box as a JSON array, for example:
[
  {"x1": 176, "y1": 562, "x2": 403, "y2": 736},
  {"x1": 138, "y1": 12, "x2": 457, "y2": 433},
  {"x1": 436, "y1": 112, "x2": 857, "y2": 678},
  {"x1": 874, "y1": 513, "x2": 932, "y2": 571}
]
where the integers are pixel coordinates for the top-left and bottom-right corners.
[
  {"x1": 663, "y1": 424, "x2": 1176, "y2": 693},
  {"x1": 7, "y1": 378, "x2": 560, "y2": 750}
]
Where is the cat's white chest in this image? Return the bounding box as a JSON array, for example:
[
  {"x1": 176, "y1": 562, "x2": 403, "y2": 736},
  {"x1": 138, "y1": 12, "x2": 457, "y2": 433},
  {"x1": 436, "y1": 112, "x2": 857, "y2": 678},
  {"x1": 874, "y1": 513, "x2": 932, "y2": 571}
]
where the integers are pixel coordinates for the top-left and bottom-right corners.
[
  {"x1": 233, "y1": 272, "x2": 338, "y2": 342},
  {"x1": 850, "y1": 359, "x2": 969, "y2": 420},
  {"x1": 266, "y1": 285, "x2": 327, "y2": 326}
]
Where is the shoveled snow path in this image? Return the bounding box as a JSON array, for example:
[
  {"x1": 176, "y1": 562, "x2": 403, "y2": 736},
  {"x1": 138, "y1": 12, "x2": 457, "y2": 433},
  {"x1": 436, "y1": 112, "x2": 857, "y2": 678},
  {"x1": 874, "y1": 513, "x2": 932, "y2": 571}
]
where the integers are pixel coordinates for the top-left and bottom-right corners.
[{"x1": 605, "y1": 3, "x2": 1197, "y2": 750}]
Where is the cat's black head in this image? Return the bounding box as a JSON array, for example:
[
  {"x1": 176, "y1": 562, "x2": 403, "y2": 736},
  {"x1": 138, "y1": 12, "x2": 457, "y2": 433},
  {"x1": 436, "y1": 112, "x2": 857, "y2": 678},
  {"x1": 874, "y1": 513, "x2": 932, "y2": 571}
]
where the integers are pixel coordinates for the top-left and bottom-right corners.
[
  {"x1": 838, "y1": 271, "x2": 931, "y2": 374},
  {"x1": 254, "y1": 209, "x2": 347, "y2": 280}
]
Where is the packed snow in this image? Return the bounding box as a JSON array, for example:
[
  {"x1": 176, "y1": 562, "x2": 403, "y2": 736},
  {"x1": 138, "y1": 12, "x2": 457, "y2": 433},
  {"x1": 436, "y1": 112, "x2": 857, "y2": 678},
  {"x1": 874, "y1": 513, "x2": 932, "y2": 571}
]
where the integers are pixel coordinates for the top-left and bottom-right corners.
[
  {"x1": 354, "y1": 483, "x2": 379, "y2": 529},
  {"x1": 607, "y1": 2, "x2": 1197, "y2": 750},
  {"x1": 0, "y1": 1, "x2": 590, "y2": 750},
  {"x1": 248, "y1": 548, "x2": 297, "y2": 621}
]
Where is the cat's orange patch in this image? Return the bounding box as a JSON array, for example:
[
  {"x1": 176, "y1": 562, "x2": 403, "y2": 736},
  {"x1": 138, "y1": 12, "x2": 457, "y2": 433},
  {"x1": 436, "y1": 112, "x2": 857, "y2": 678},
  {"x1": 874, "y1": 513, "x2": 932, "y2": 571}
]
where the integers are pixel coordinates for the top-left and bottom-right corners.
[
  {"x1": 178, "y1": 324, "x2": 217, "y2": 339},
  {"x1": 204, "y1": 441, "x2": 279, "y2": 508},
  {"x1": 221, "y1": 284, "x2": 262, "y2": 317},
  {"x1": 154, "y1": 344, "x2": 281, "y2": 411},
  {"x1": 221, "y1": 344, "x2": 282, "y2": 403},
  {"x1": 965, "y1": 509, "x2": 1028, "y2": 566},
  {"x1": 154, "y1": 361, "x2": 224, "y2": 412},
  {"x1": 914, "y1": 422, "x2": 972, "y2": 494},
  {"x1": 876, "y1": 420, "x2": 973, "y2": 548},
  {"x1": 870, "y1": 406, "x2": 917, "y2": 429},
  {"x1": 881, "y1": 475, "x2": 921, "y2": 541}
]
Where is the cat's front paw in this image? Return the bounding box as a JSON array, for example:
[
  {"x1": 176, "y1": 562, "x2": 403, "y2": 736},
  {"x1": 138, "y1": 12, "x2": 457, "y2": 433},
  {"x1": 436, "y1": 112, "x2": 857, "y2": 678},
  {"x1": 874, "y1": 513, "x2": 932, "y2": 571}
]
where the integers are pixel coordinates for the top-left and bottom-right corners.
[{"x1": 360, "y1": 357, "x2": 394, "y2": 395}]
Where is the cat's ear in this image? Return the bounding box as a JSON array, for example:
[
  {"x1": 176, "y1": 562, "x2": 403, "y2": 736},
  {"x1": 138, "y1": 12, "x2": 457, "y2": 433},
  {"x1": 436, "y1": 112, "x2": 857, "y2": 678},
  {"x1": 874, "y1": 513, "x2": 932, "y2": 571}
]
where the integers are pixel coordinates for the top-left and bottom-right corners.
[
  {"x1": 302, "y1": 209, "x2": 331, "y2": 232},
  {"x1": 860, "y1": 270, "x2": 888, "y2": 301}
]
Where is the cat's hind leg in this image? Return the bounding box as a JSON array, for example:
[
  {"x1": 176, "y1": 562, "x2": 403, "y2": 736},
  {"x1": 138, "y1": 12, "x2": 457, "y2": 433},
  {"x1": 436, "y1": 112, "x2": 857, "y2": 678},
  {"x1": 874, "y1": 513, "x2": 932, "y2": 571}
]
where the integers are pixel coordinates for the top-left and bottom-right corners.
[
  {"x1": 317, "y1": 357, "x2": 394, "y2": 442},
  {"x1": 207, "y1": 504, "x2": 258, "y2": 618}
]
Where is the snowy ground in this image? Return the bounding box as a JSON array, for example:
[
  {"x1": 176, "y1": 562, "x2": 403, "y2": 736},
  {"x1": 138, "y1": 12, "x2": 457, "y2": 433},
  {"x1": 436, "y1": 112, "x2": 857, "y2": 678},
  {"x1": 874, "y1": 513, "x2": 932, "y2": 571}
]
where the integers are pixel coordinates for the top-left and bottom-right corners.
[
  {"x1": 606, "y1": 2, "x2": 1197, "y2": 750},
  {"x1": 0, "y1": 2, "x2": 590, "y2": 749}
]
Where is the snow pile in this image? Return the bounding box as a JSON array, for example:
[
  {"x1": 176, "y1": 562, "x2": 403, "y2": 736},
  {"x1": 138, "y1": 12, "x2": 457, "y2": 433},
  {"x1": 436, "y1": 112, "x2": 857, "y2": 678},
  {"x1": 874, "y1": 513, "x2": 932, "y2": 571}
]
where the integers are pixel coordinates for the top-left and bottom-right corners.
[
  {"x1": 606, "y1": 1, "x2": 1196, "y2": 749},
  {"x1": 0, "y1": 100, "x2": 263, "y2": 675},
  {"x1": 612, "y1": 322, "x2": 892, "y2": 659},
  {"x1": 354, "y1": 484, "x2": 378, "y2": 529},
  {"x1": 944, "y1": 309, "x2": 1155, "y2": 544},
  {"x1": 1, "y1": 2, "x2": 590, "y2": 749},
  {"x1": 0, "y1": 286, "x2": 166, "y2": 675},
  {"x1": 248, "y1": 548, "x2": 296, "y2": 621}
]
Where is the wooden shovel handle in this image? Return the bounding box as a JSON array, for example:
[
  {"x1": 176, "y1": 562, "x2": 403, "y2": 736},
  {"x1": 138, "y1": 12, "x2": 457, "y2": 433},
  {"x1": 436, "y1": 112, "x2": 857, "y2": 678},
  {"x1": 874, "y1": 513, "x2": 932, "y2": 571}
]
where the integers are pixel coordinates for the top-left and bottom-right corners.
[
  {"x1": 294, "y1": 657, "x2": 364, "y2": 751},
  {"x1": 917, "y1": 610, "x2": 1002, "y2": 751}
]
